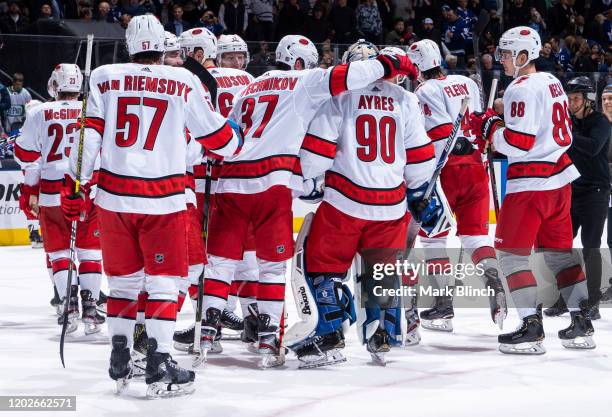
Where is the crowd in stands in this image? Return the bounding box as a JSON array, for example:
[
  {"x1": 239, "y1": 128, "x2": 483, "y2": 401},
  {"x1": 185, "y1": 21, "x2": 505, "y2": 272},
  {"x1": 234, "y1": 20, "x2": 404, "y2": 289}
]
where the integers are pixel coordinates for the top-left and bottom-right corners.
[{"x1": 1, "y1": 1, "x2": 612, "y2": 74}]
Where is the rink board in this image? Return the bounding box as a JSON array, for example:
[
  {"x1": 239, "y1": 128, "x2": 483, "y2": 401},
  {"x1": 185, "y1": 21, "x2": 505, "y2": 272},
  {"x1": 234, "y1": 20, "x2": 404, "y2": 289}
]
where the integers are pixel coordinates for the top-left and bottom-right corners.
[{"x1": 0, "y1": 160, "x2": 507, "y2": 246}]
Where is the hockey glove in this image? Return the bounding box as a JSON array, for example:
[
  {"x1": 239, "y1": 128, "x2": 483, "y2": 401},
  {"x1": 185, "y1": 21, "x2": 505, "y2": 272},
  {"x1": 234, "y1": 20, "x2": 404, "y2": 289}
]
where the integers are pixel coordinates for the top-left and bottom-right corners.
[
  {"x1": 19, "y1": 183, "x2": 39, "y2": 220},
  {"x1": 376, "y1": 54, "x2": 418, "y2": 81},
  {"x1": 60, "y1": 175, "x2": 92, "y2": 222},
  {"x1": 300, "y1": 176, "x2": 325, "y2": 204},
  {"x1": 468, "y1": 109, "x2": 503, "y2": 153},
  {"x1": 451, "y1": 136, "x2": 475, "y2": 155},
  {"x1": 406, "y1": 182, "x2": 434, "y2": 223}
]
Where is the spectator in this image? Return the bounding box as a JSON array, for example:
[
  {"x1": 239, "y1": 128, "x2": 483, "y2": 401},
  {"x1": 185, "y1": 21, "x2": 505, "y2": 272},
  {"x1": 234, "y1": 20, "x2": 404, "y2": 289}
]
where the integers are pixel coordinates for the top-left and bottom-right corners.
[
  {"x1": 377, "y1": 0, "x2": 393, "y2": 31},
  {"x1": 303, "y1": 5, "x2": 331, "y2": 43},
  {"x1": 456, "y1": 0, "x2": 475, "y2": 54},
  {"x1": 586, "y1": 13, "x2": 608, "y2": 46},
  {"x1": 505, "y1": 0, "x2": 530, "y2": 29},
  {"x1": 573, "y1": 40, "x2": 598, "y2": 73},
  {"x1": 165, "y1": 5, "x2": 192, "y2": 35},
  {"x1": 0, "y1": 1, "x2": 28, "y2": 33},
  {"x1": 276, "y1": 0, "x2": 305, "y2": 39},
  {"x1": 109, "y1": 0, "x2": 123, "y2": 22},
  {"x1": 246, "y1": 0, "x2": 274, "y2": 41},
  {"x1": 385, "y1": 18, "x2": 404, "y2": 45},
  {"x1": 96, "y1": 1, "x2": 116, "y2": 22},
  {"x1": 158, "y1": 0, "x2": 172, "y2": 25},
  {"x1": 550, "y1": 36, "x2": 572, "y2": 72},
  {"x1": 38, "y1": 3, "x2": 53, "y2": 20},
  {"x1": 218, "y1": 0, "x2": 248, "y2": 36},
  {"x1": 79, "y1": 6, "x2": 93, "y2": 21},
  {"x1": 401, "y1": 21, "x2": 418, "y2": 45},
  {"x1": 535, "y1": 41, "x2": 556, "y2": 72},
  {"x1": 196, "y1": 10, "x2": 224, "y2": 36},
  {"x1": 124, "y1": 0, "x2": 146, "y2": 17},
  {"x1": 481, "y1": 53, "x2": 495, "y2": 91},
  {"x1": 356, "y1": 0, "x2": 383, "y2": 44},
  {"x1": 4, "y1": 73, "x2": 31, "y2": 134},
  {"x1": 419, "y1": 17, "x2": 440, "y2": 44},
  {"x1": 319, "y1": 50, "x2": 334, "y2": 68},
  {"x1": 414, "y1": 0, "x2": 440, "y2": 28},
  {"x1": 248, "y1": 40, "x2": 274, "y2": 75},
  {"x1": 556, "y1": 76, "x2": 611, "y2": 320},
  {"x1": 604, "y1": 10, "x2": 612, "y2": 45},
  {"x1": 527, "y1": 7, "x2": 546, "y2": 38},
  {"x1": 329, "y1": 0, "x2": 356, "y2": 44},
  {"x1": 119, "y1": 13, "x2": 131, "y2": 29},
  {"x1": 0, "y1": 82, "x2": 10, "y2": 131},
  {"x1": 442, "y1": 8, "x2": 467, "y2": 62},
  {"x1": 549, "y1": 0, "x2": 577, "y2": 36},
  {"x1": 574, "y1": 14, "x2": 585, "y2": 37},
  {"x1": 443, "y1": 53, "x2": 458, "y2": 74}
]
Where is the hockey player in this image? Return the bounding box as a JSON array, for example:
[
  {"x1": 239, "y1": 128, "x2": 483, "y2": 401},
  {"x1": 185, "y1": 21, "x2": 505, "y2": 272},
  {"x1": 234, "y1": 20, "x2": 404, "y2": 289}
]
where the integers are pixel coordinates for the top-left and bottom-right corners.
[
  {"x1": 294, "y1": 41, "x2": 437, "y2": 367},
  {"x1": 469, "y1": 26, "x2": 594, "y2": 354},
  {"x1": 407, "y1": 39, "x2": 507, "y2": 332},
  {"x1": 60, "y1": 15, "x2": 242, "y2": 397},
  {"x1": 15, "y1": 64, "x2": 105, "y2": 335},
  {"x1": 163, "y1": 32, "x2": 184, "y2": 67},
  {"x1": 200, "y1": 34, "x2": 418, "y2": 368}
]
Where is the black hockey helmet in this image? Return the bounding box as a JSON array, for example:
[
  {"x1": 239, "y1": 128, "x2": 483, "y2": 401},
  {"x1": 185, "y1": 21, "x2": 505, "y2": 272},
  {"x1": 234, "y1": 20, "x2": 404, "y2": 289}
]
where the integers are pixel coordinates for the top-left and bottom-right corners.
[{"x1": 566, "y1": 76, "x2": 596, "y2": 101}]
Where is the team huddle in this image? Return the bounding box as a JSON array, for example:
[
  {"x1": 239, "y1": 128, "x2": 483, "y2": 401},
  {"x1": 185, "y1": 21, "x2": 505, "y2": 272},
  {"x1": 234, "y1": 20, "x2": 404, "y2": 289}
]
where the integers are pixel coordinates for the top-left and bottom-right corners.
[{"x1": 13, "y1": 14, "x2": 597, "y2": 399}]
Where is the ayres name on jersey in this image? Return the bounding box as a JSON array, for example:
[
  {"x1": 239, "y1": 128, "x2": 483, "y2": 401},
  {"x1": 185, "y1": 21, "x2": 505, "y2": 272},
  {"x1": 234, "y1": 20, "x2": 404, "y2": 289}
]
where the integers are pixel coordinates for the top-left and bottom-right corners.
[{"x1": 357, "y1": 94, "x2": 395, "y2": 111}]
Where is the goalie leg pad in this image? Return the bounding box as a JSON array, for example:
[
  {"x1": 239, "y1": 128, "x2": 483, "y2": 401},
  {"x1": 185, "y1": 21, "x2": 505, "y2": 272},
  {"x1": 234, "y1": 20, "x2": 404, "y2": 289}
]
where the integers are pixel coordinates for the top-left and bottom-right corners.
[{"x1": 309, "y1": 274, "x2": 350, "y2": 336}]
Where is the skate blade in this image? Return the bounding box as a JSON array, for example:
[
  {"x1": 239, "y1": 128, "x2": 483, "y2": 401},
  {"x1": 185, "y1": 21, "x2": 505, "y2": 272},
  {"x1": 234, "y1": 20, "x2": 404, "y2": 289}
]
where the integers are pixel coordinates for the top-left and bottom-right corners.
[
  {"x1": 369, "y1": 352, "x2": 386, "y2": 366},
  {"x1": 220, "y1": 332, "x2": 242, "y2": 341},
  {"x1": 83, "y1": 320, "x2": 102, "y2": 335},
  {"x1": 189, "y1": 340, "x2": 222, "y2": 355},
  {"x1": 421, "y1": 318, "x2": 453, "y2": 332},
  {"x1": 492, "y1": 294, "x2": 508, "y2": 330},
  {"x1": 259, "y1": 353, "x2": 285, "y2": 369},
  {"x1": 192, "y1": 349, "x2": 208, "y2": 368},
  {"x1": 63, "y1": 320, "x2": 79, "y2": 334},
  {"x1": 499, "y1": 341, "x2": 546, "y2": 355},
  {"x1": 298, "y1": 350, "x2": 346, "y2": 369},
  {"x1": 146, "y1": 382, "x2": 195, "y2": 399},
  {"x1": 130, "y1": 351, "x2": 146, "y2": 378},
  {"x1": 404, "y1": 330, "x2": 421, "y2": 346},
  {"x1": 55, "y1": 305, "x2": 63, "y2": 317},
  {"x1": 173, "y1": 341, "x2": 192, "y2": 352},
  {"x1": 115, "y1": 378, "x2": 131, "y2": 395},
  {"x1": 561, "y1": 336, "x2": 596, "y2": 350},
  {"x1": 246, "y1": 342, "x2": 259, "y2": 354}
]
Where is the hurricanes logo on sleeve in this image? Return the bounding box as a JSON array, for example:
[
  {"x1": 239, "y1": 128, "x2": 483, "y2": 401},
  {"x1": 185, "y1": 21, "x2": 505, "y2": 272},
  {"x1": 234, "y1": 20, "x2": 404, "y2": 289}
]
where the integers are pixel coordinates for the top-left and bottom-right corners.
[{"x1": 155, "y1": 253, "x2": 165, "y2": 264}]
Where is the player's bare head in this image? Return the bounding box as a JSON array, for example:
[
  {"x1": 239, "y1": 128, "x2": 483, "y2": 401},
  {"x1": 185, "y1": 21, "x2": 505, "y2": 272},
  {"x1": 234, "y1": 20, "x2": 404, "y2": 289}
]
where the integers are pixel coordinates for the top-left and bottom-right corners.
[
  {"x1": 495, "y1": 26, "x2": 541, "y2": 78},
  {"x1": 217, "y1": 34, "x2": 249, "y2": 69},
  {"x1": 602, "y1": 84, "x2": 612, "y2": 121},
  {"x1": 342, "y1": 39, "x2": 379, "y2": 64},
  {"x1": 47, "y1": 63, "x2": 82, "y2": 100},
  {"x1": 566, "y1": 76, "x2": 596, "y2": 117},
  {"x1": 179, "y1": 28, "x2": 217, "y2": 66},
  {"x1": 275, "y1": 35, "x2": 318, "y2": 71},
  {"x1": 126, "y1": 14, "x2": 165, "y2": 64},
  {"x1": 407, "y1": 39, "x2": 442, "y2": 81},
  {"x1": 380, "y1": 46, "x2": 410, "y2": 84},
  {"x1": 163, "y1": 31, "x2": 184, "y2": 67}
]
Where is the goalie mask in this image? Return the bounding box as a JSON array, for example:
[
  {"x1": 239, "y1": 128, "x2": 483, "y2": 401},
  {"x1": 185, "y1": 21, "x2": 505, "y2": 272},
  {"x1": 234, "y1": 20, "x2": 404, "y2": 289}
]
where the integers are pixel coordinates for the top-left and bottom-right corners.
[{"x1": 341, "y1": 39, "x2": 379, "y2": 64}]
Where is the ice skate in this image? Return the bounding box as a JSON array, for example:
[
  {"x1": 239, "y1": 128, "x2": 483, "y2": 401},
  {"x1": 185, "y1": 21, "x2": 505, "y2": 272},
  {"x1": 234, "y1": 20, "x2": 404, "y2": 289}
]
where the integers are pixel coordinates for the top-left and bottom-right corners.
[
  {"x1": 131, "y1": 323, "x2": 148, "y2": 377},
  {"x1": 192, "y1": 308, "x2": 222, "y2": 367},
  {"x1": 96, "y1": 290, "x2": 107, "y2": 314},
  {"x1": 543, "y1": 297, "x2": 568, "y2": 317},
  {"x1": 220, "y1": 308, "x2": 244, "y2": 340},
  {"x1": 108, "y1": 335, "x2": 133, "y2": 394},
  {"x1": 146, "y1": 338, "x2": 195, "y2": 399},
  {"x1": 367, "y1": 327, "x2": 391, "y2": 366},
  {"x1": 241, "y1": 304, "x2": 259, "y2": 353},
  {"x1": 295, "y1": 330, "x2": 346, "y2": 369},
  {"x1": 28, "y1": 225, "x2": 43, "y2": 249},
  {"x1": 173, "y1": 324, "x2": 222, "y2": 355},
  {"x1": 50, "y1": 285, "x2": 62, "y2": 316},
  {"x1": 484, "y1": 269, "x2": 507, "y2": 329},
  {"x1": 404, "y1": 307, "x2": 421, "y2": 346},
  {"x1": 498, "y1": 308, "x2": 545, "y2": 355},
  {"x1": 558, "y1": 311, "x2": 596, "y2": 350},
  {"x1": 257, "y1": 314, "x2": 284, "y2": 369},
  {"x1": 420, "y1": 296, "x2": 454, "y2": 332},
  {"x1": 57, "y1": 286, "x2": 79, "y2": 334},
  {"x1": 80, "y1": 290, "x2": 105, "y2": 335},
  {"x1": 600, "y1": 280, "x2": 612, "y2": 303}
]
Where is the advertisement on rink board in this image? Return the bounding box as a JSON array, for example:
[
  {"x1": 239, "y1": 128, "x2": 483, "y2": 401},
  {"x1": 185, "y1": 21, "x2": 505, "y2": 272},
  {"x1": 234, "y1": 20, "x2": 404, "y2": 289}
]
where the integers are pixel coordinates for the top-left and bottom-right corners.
[{"x1": 0, "y1": 168, "x2": 29, "y2": 246}]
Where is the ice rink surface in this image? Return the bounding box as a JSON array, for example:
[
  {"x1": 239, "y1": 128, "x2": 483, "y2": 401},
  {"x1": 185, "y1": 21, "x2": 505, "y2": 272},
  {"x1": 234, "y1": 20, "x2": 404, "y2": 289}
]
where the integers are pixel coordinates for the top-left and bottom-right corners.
[{"x1": 1, "y1": 229, "x2": 612, "y2": 417}]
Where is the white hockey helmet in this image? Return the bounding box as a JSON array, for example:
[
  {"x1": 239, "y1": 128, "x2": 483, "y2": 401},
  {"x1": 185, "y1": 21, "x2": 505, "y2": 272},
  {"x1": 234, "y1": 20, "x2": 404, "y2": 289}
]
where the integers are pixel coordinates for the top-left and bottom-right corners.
[
  {"x1": 407, "y1": 39, "x2": 442, "y2": 73},
  {"x1": 217, "y1": 34, "x2": 250, "y2": 68},
  {"x1": 275, "y1": 35, "x2": 319, "y2": 70},
  {"x1": 125, "y1": 14, "x2": 166, "y2": 56},
  {"x1": 495, "y1": 26, "x2": 541, "y2": 77},
  {"x1": 179, "y1": 27, "x2": 217, "y2": 61},
  {"x1": 380, "y1": 46, "x2": 409, "y2": 84},
  {"x1": 47, "y1": 63, "x2": 82, "y2": 98},
  {"x1": 164, "y1": 31, "x2": 181, "y2": 52},
  {"x1": 341, "y1": 39, "x2": 379, "y2": 64}
]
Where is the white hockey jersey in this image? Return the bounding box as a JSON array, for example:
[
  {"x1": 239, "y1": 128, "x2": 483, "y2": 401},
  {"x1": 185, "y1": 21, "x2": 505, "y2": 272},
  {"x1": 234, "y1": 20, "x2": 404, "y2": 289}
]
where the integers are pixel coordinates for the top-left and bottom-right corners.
[
  {"x1": 492, "y1": 72, "x2": 579, "y2": 194},
  {"x1": 301, "y1": 81, "x2": 436, "y2": 221},
  {"x1": 70, "y1": 63, "x2": 241, "y2": 215},
  {"x1": 194, "y1": 66, "x2": 254, "y2": 195},
  {"x1": 414, "y1": 74, "x2": 482, "y2": 167},
  {"x1": 15, "y1": 100, "x2": 98, "y2": 207}
]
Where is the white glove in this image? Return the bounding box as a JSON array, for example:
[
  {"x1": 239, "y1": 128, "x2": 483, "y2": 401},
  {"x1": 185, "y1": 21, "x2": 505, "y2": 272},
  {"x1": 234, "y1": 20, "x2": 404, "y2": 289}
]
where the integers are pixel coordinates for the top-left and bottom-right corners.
[{"x1": 299, "y1": 176, "x2": 325, "y2": 204}]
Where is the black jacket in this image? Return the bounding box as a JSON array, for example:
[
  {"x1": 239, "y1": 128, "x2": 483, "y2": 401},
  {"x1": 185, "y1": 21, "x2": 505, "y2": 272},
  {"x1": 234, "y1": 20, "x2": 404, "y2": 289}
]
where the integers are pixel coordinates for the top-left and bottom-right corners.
[{"x1": 569, "y1": 110, "x2": 611, "y2": 189}]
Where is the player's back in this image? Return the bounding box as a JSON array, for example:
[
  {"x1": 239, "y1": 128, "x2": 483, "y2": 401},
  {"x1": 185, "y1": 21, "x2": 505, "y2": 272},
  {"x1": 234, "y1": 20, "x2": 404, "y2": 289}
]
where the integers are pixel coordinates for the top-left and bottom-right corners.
[
  {"x1": 500, "y1": 72, "x2": 579, "y2": 193},
  {"x1": 415, "y1": 74, "x2": 481, "y2": 166},
  {"x1": 210, "y1": 67, "x2": 254, "y2": 117},
  {"x1": 16, "y1": 100, "x2": 82, "y2": 206},
  {"x1": 88, "y1": 63, "x2": 204, "y2": 214},
  {"x1": 304, "y1": 81, "x2": 434, "y2": 221}
]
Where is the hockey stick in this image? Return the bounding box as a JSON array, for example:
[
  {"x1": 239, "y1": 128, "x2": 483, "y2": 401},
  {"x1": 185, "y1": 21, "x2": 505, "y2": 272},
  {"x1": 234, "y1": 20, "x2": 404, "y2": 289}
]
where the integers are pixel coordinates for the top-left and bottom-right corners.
[
  {"x1": 405, "y1": 96, "x2": 470, "y2": 252},
  {"x1": 193, "y1": 158, "x2": 212, "y2": 368},
  {"x1": 183, "y1": 56, "x2": 218, "y2": 108},
  {"x1": 485, "y1": 79, "x2": 500, "y2": 218},
  {"x1": 60, "y1": 34, "x2": 94, "y2": 368}
]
